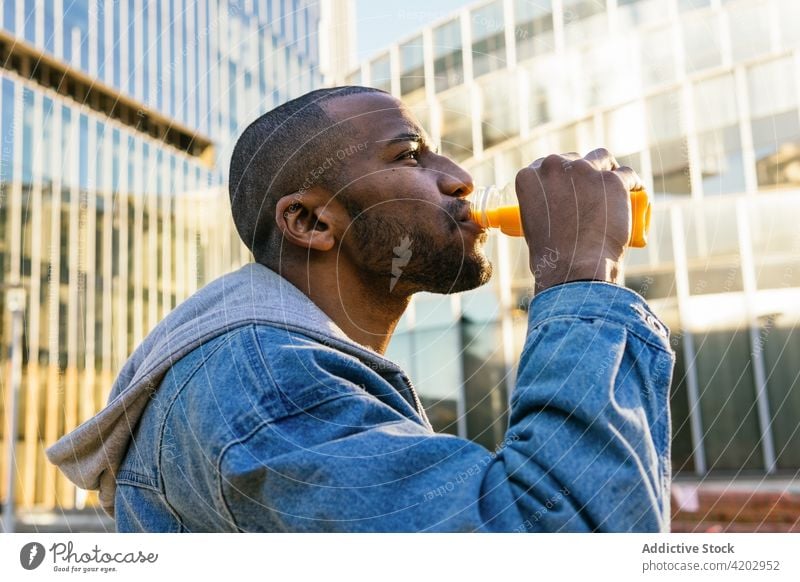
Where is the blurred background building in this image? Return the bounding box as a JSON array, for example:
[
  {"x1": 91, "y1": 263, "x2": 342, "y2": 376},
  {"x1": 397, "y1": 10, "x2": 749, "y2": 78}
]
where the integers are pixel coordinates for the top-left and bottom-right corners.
[
  {"x1": 0, "y1": 0, "x2": 357, "y2": 519},
  {"x1": 346, "y1": 0, "x2": 800, "y2": 484},
  {"x1": 1, "y1": 0, "x2": 799, "y2": 531}
]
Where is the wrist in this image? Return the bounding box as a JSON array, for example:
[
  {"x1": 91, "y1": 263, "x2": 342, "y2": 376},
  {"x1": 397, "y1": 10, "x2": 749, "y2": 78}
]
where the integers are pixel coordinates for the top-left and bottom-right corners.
[{"x1": 533, "y1": 257, "x2": 621, "y2": 294}]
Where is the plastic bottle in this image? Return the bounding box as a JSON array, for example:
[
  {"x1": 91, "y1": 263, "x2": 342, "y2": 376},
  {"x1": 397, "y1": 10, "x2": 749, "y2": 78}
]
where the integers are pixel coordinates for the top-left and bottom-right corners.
[{"x1": 469, "y1": 183, "x2": 651, "y2": 247}]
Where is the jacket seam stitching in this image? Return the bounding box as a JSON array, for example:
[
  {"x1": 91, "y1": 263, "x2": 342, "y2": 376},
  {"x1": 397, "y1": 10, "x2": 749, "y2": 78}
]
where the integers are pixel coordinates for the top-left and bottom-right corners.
[
  {"x1": 531, "y1": 314, "x2": 672, "y2": 355},
  {"x1": 157, "y1": 332, "x2": 232, "y2": 529}
]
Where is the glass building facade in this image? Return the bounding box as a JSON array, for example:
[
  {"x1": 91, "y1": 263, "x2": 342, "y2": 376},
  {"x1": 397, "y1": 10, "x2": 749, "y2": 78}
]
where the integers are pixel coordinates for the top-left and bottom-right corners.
[
  {"x1": 0, "y1": 0, "x2": 326, "y2": 510},
  {"x1": 350, "y1": 0, "x2": 800, "y2": 473}
]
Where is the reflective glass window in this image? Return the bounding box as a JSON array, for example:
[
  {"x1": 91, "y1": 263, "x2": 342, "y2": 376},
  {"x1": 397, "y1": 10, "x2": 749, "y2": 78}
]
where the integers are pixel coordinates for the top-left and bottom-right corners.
[
  {"x1": 640, "y1": 26, "x2": 676, "y2": 88},
  {"x1": 439, "y1": 88, "x2": 473, "y2": 161},
  {"x1": 650, "y1": 139, "x2": 692, "y2": 196},
  {"x1": 617, "y1": 0, "x2": 664, "y2": 28},
  {"x1": 24, "y1": 0, "x2": 36, "y2": 43},
  {"x1": 480, "y1": 76, "x2": 518, "y2": 150},
  {"x1": 64, "y1": 0, "x2": 90, "y2": 69},
  {"x1": 369, "y1": 53, "x2": 391, "y2": 93},
  {"x1": 400, "y1": 36, "x2": 425, "y2": 97},
  {"x1": 695, "y1": 329, "x2": 764, "y2": 471},
  {"x1": 681, "y1": 12, "x2": 722, "y2": 73},
  {"x1": 747, "y1": 56, "x2": 797, "y2": 119},
  {"x1": 777, "y1": 0, "x2": 800, "y2": 48},
  {"x1": 471, "y1": 0, "x2": 506, "y2": 78},
  {"x1": 727, "y1": 0, "x2": 771, "y2": 63},
  {"x1": 751, "y1": 110, "x2": 800, "y2": 190},
  {"x1": 433, "y1": 19, "x2": 463, "y2": 93},
  {"x1": 693, "y1": 73, "x2": 738, "y2": 132},
  {"x1": 697, "y1": 124, "x2": 745, "y2": 195},
  {"x1": 41, "y1": 0, "x2": 55, "y2": 53},
  {"x1": 646, "y1": 90, "x2": 683, "y2": 142},
  {"x1": 562, "y1": 0, "x2": 607, "y2": 46},
  {"x1": 514, "y1": 0, "x2": 553, "y2": 63},
  {"x1": 605, "y1": 100, "x2": 646, "y2": 156}
]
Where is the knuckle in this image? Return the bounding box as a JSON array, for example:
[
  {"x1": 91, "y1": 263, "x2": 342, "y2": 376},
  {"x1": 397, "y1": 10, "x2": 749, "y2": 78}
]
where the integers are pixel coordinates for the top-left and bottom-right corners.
[
  {"x1": 541, "y1": 154, "x2": 563, "y2": 172},
  {"x1": 571, "y1": 159, "x2": 594, "y2": 173},
  {"x1": 591, "y1": 147, "x2": 612, "y2": 159},
  {"x1": 515, "y1": 167, "x2": 536, "y2": 188}
]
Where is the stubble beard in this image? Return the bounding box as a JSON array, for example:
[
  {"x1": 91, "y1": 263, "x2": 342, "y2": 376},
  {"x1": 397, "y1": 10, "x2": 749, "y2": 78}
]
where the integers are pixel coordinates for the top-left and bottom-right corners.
[{"x1": 343, "y1": 204, "x2": 494, "y2": 296}]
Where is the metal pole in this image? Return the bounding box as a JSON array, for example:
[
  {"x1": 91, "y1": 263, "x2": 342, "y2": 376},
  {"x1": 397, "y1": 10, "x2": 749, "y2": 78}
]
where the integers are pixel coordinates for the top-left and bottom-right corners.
[{"x1": 3, "y1": 285, "x2": 25, "y2": 533}]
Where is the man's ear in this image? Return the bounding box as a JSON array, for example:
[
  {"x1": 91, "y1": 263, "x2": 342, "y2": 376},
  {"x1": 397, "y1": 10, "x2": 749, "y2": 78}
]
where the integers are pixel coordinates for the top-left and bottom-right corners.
[{"x1": 274, "y1": 187, "x2": 345, "y2": 252}]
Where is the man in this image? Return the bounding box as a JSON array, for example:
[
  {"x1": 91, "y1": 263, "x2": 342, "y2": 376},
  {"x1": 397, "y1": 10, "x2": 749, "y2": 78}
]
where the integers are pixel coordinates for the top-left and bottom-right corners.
[{"x1": 48, "y1": 86, "x2": 675, "y2": 532}]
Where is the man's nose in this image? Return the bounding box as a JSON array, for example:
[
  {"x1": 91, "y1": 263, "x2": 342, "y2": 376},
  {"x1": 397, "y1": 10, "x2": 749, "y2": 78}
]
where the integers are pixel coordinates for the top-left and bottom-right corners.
[{"x1": 437, "y1": 161, "x2": 474, "y2": 199}]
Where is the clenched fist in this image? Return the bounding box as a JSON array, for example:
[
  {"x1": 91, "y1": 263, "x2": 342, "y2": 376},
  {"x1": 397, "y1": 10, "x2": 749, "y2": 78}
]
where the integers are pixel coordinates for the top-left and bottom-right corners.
[{"x1": 515, "y1": 148, "x2": 644, "y2": 293}]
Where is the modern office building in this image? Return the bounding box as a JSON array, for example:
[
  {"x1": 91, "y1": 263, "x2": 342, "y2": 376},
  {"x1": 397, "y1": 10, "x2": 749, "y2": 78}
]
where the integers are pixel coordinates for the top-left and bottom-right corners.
[
  {"x1": 348, "y1": 0, "x2": 800, "y2": 477},
  {"x1": 0, "y1": 0, "x2": 348, "y2": 512}
]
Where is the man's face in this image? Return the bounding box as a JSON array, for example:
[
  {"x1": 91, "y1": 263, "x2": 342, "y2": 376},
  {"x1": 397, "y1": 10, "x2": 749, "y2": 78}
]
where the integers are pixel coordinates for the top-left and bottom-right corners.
[{"x1": 322, "y1": 92, "x2": 493, "y2": 295}]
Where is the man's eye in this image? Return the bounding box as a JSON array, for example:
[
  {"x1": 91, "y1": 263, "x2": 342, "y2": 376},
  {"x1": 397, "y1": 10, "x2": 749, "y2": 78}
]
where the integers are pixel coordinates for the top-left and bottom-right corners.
[{"x1": 397, "y1": 149, "x2": 420, "y2": 161}]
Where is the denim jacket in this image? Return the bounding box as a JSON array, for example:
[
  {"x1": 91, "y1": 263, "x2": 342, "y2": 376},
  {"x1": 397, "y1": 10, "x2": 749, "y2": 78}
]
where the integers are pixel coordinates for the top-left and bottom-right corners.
[{"x1": 47, "y1": 263, "x2": 674, "y2": 532}]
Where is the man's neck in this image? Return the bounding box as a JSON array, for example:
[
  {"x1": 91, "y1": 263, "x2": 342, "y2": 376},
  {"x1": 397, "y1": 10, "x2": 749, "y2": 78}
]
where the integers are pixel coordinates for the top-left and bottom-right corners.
[{"x1": 278, "y1": 261, "x2": 410, "y2": 355}]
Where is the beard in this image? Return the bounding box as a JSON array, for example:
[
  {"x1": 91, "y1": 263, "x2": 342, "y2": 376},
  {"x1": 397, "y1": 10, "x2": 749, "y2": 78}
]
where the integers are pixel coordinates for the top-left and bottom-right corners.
[{"x1": 341, "y1": 198, "x2": 493, "y2": 296}]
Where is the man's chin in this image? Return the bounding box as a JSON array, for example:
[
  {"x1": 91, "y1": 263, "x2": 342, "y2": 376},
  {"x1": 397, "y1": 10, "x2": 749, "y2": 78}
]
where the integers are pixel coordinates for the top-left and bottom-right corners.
[{"x1": 418, "y1": 253, "x2": 494, "y2": 295}]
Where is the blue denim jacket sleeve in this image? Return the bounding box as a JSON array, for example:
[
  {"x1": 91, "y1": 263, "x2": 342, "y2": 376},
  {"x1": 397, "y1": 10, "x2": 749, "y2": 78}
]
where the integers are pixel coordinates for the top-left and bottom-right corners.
[{"x1": 218, "y1": 282, "x2": 675, "y2": 532}]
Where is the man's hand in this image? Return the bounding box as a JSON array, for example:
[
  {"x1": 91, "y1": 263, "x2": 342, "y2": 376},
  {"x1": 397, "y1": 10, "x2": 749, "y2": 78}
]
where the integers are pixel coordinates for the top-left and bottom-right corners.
[{"x1": 515, "y1": 148, "x2": 644, "y2": 293}]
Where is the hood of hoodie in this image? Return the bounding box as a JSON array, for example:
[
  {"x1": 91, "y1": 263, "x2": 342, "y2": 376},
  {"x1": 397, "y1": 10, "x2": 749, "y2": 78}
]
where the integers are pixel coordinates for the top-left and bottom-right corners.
[{"x1": 46, "y1": 263, "x2": 429, "y2": 516}]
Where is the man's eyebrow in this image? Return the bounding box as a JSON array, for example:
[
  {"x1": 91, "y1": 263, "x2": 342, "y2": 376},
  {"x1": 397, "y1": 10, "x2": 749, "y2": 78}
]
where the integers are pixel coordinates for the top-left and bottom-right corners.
[{"x1": 377, "y1": 131, "x2": 440, "y2": 154}]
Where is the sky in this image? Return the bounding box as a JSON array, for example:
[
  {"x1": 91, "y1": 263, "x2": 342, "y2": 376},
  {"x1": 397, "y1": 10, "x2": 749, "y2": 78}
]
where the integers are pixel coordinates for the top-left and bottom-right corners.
[{"x1": 355, "y1": 0, "x2": 478, "y2": 61}]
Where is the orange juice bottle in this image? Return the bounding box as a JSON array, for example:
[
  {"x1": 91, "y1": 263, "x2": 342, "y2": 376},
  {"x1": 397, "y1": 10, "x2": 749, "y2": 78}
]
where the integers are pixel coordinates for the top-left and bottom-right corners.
[{"x1": 469, "y1": 183, "x2": 652, "y2": 247}]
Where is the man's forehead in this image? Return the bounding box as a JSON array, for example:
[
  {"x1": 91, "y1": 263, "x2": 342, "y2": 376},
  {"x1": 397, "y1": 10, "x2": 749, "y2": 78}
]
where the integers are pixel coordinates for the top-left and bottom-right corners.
[{"x1": 322, "y1": 92, "x2": 425, "y2": 141}]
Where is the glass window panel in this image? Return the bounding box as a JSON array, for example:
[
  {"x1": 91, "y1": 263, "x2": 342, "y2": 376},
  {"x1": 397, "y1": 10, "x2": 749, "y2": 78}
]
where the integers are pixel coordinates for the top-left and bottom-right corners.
[
  {"x1": 461, "y1": 320, "x2": 509, "y2": 450},
  {"x1": 581, "y1": 37, "x2": 637, "y2": 109},
  {"x1": 646, "y1": 90, "x2": 683, "y2": 142},
  {"x1": 763, "y1": 322, "x2": 800, "y2": 469},
  {"x1": 693, "y1": 73, "x2": 738, "y2": 132},
  {"x1": 414, "y1": 326, "x2": 462, "y2": 404},
  {"x1": 727, "y1": 0, "x2": 771, "y2": 62},
  {"x1": 22, "y1": 88, "x2": 34, "y2": 185},
  {"x1": 650, "y1": 138, "x2": 692, "y2": 196},
  {"x1": 678, "y1": 0, "x2": 710, "y2": 11},
  {"x1": 777, "y1": 0, "x2": 800, "y2": 48},
  {"x1": 562, "y1": 0, "x2": 607, "y2": 46},
  {"x1": 751, "y1": 110, "x2": 800, "y2": 190},
  {"x1": 399, "y1": 36, "x2": 425, "y2": 97},
  {"x1": 439, "y1": 88, "x2": 473, "y2": 161},
  {"x1": 414, "y1": 293, "x2": 456, "y2": 329},
  {"x1": 471, "y1": 0, "x2": 506, "y2": 78},
  {"x1": 747, "y1": 57, "x2": 797, "y2": 119},
  {"x1": 688, "y1": 264, "x2": 744, "y2": 294},
  {"x1": 514, "y1": 0, "x2": 553, "y2": 62},
  {"x1": 695, "y1": 329, "x2": 764, "y2": 471},
  {"x1": 625, "y1": 272, "x2": 677, "y2": 300},
  {"x1": 3, "y1": 0, "x2": 14, "y2": 33},
  {"x1": 669, "y1": 333, "x2": 696, "y2": 474},
  {"x1": 44, "y1": 0, "x2": 55, "y2": 53},
  {"x1": 605, "y1": 101, "x2": 646, "y2": 155},
  {"x1": 681, "y1": 12, "x2": 722, "y2": 73},
  {"x1": 433, "y1": 19, "x2": 463, "y2": 92},
  {"x1": 749, "y1": 192, "x2": 800, "y2": 257},
  {"x1": 480, "y1": 76, "x2": 518, "y2": 150},
  {"x1": 617, "y1": 0, "x2": 665, "y2": 28},
  {"x1": 683, "y1": 199, "x2": 740, "y2": 260},
  {"x1": 755, "y1": 258, "x2": 800, "y2": 290},
  {"x1": 64, "y1": 0, "x2": 90, "y2": 70},
  {"x1": 524, "y1": 63, "x2": 551, "y2": 127},
  {"x1": 697, "y1": 124, "x2": 746, "y2": 195},
  {"x1": 640, "y1": 26, "x2": 676, "y2": 88},
  {"x1": 24, "y1": 0, "x2": 36, "y2": 43},
  {"x1": 370, "y1": 53, "x2": 392, "y2": 91}
]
